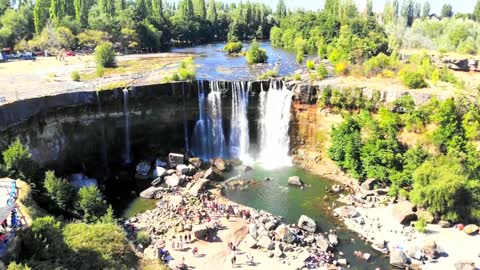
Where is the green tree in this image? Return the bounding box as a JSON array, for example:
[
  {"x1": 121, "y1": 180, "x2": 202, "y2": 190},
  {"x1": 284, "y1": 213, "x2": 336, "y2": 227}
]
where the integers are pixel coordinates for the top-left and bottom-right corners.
[
  {"x1": 0, "y1": 0, "x2": 11, "y2": 16},
  {"x1": 411, "y1": 155, "x2": 470, "y2": 221},
  {"x1": 134, "y1": 0, "x2": 148, "y2": 19},
  {"x1": 328, "y1": 116, "x2": 363, "y2": 178},
  {"x1": 422, "y1": 1, "x2": 430, "y2": 18},
  {"x1": 44, "y1": 171, "x2": 75, "y2": 211},
  {"x1": 28, "y1": 216, "x2": 65, "y2": 260},
  {"x1": 400, "y1": 0, "x2": 414, "y2": 26},
  {"x1": 2, "y1": 138, "x2": 37, "y2": 182},
  {"x1": 151, "y1": 0, "x2": 164, "y2": 22},
  {"x1": 56, "y1": 26, "x2": 76, "y2": 48},
  {"x1": 206, "y1": 0, "x2": 217, "y2": 23},
  {"x1": 432, "y1": 98, "x2": 464, "y2": 154},
  {"x1": 178, "y1": 0, "x2": 194, "y2": 20},
  {"x1": 49, "y1": 0, "x2": 64, "y2": 26},
  {"x1": 276, "y1": 0, "x2": 287, "y2": 18},
  {"x1": 33, "y1": 0, "x2": 50, "y2": 34},
  {"x1": 246, "y1": 39, "x2": 267, "y2": 63},
  {"x1": 99, "y1": 0, "x2": 115, "y2": 16},
  {"x1": 474, "y1": 0, "x2": 480, "y2": 22},
  {"x1": 193, "y1": 0, "x2": 206, "y2": 19},
  {"x1": 462, "y1": 108, "x2": 480, "y2": 140},
  {"x1": 366, "y1": 0, "x2": 373, "y2": 17},
  {"x1": 440, "y1": 4, "x2": 453, "y2": 18},
  {"x1": 94, "y1": 42, "x2": 116, "y2": 68},
  {"x1": 77, "y1": 186, "x2": 108, "y2": 222},
  {"x1": 325, "y1": 0, "x2": 340, "y2": 16}
]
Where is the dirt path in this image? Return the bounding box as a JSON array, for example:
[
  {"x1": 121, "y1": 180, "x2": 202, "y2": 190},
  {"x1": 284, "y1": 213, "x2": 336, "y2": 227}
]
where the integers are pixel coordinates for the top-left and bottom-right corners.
[{"x1": 165, "y1": 217, "x2": 295, "y2": 270}]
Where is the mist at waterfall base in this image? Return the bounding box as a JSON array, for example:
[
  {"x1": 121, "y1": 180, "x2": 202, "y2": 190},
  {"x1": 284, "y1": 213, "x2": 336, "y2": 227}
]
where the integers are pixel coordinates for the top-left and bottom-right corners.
[{"x1": 190, "y1": 80, "x2": 292, "y2": 168}]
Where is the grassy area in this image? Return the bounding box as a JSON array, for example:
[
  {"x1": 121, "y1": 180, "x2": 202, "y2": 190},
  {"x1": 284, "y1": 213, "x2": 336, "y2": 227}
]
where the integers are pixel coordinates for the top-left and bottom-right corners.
[
  {"x1": 96, "y1": 80, "x2": 130, "y2": 91},
  {"x1": 83, "y1": 55, "x2": 191, "y2": 81},
  {"x1": 122, "y1": 198, "x2": 157, "y2": 219}
]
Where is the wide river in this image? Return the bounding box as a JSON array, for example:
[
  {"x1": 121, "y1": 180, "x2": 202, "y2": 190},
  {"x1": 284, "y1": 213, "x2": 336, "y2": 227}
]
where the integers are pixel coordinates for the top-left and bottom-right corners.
[{"x1": 171, "y1": 41, "x2": 309, "y2": 81}]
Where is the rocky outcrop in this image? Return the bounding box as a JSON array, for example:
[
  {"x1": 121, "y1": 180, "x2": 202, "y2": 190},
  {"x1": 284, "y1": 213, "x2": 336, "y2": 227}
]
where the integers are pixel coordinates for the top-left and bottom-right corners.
[
  {"x1": 390, "y1": 248, "x2": 407, "y2": 268},
  {"x1": 297, "y1": 215, "x2": 316, "y2": 233},
  {"x1": 464, "y1": 224, "x2": 479, "y2": 235},
  {"x1": 140, "y1": 186, "x2": 163, "y2": 199},
  {"x1": 204, "y1": 167, "x2": 224, "y2": 181},
  {"x1": 391, "y1": 201, "x2": 417, "y2": 225},
  {"x1": 287, "y1": 176, "x2": 303, "y2": 186},
  {"x1": 432, "y1": 56, "x2": 480, "y2": 72}
]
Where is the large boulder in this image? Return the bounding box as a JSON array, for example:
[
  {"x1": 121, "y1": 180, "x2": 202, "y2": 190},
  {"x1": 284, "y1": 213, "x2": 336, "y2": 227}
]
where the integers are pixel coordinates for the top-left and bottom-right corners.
[
  {"x1": 328, "y1": 234, "x2": 338, "y2": 246},
  {"x1": 176, "y1": 164, "x2": 190, "y2": 175},
  {"x1": 213, "y1": 158, "x2": 231, "y2": 171},
  {"x1": 390, "y1": 248, "x2": 407, "y2": 268},
  {"x1": 315, "y1": 234, "x2": 333, "y2": 252},
  {"x1": 297, "y1": 215, "x2": 316, "y2": 233},
  {"x1": 275, "y1": 224, "x2": 296, "y2": 243},
  {"x1": 168, "y1": 153, "x2": 184, "y2": 168},
  {"x1": 189, "y1": 178, "x2": 210, "y2": 196},
  {"x1": 288, "y1": 176, "x2": 303, "y2": 187},
  {"x1": 464, "y1": 224, "x2": 479, "y2": 235},
  {"x1": 421, "y1": 238, "x2": 438, "y2": 259},
  {"x1": 205, "y1": 167, "x2": 224, "y2": 181},
  {"x1": 152, "y1": 166, "x2": 167, "y2": 178},
  {"x1": 454, "y1": 260, "x2": 476, "y2": 270},
  {"x1": 248, "y1": 223, "x2": 258, "y2": 238},
  {"x1": 243, "y1": 234, "x2": 257, "y2": 248},
  {"x1": 140, "y1": 186, "x2": 163, "y2": 199},
  {"x1": 165, "y1": 174, "x2": 182, "y2": 187},
  {"x1": 336, "y1": 206, "x2": 359, "y2": 218},
  {"x1": 361, "y1": 179, "x2": 377, "y2": 190},
  {"x1": 188, "y1": 157, "x2": 202, "y2": 168},
  {"x1": 193, "y1": 224, "x2": 208, "y2": 240},
  {"x1": 257, "y1": 235, "x2": 274, "y2": 250},
  {"x1": 391, "y1": 201, "x2": 417, "y2": 225},
  {"x1": 143, "y1": 246, "x2": 160, "y2": 260}
]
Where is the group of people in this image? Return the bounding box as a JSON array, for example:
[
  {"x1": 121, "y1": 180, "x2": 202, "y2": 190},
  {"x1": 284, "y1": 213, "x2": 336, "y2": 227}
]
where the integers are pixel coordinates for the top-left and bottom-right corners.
[
  {"x1": 304, "y1": 250, "x2": 335, "y2": 268},
  {"x1": 171, "y1": 234, "x2": 193, "y2": 251}
]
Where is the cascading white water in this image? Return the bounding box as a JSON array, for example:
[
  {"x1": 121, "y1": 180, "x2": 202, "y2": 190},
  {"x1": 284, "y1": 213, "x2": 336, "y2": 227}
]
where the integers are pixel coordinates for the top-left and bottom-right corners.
[
  {"x1": 258, "y1": 81, "x2": 293, "y2": 168},
  {"x1": 207, "y1": 81, "x2": 227, "y2": 158},
  {"x1": 192, "y1": 81, "x2": 227, "y2": 159},
  {"x1": 122, "y1": 88, "x2": 131, "y2": 164},
  {"x1": 229, "y1": 81, "x2": 251, "y2": 161}
]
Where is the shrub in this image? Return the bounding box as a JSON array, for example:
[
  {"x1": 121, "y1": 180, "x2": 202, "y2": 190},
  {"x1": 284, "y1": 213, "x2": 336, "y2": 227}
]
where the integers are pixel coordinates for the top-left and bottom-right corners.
[
  {"x1": 415, "y1": 217, "x2": 427, "y2": 233},
  {"x1": 94, "y1": 42, "x2": 116, "y2": 68},
  {"x1": 296, "y1": 51, "x2": 304, "y2": 63},
  {"x1": 96, "y1": 66, "x2": 105, "y2": 78},
  {"x1": 364, "y1": 53, "x2": 393, "y2": 76},
  {"x1": 70, "y1": 71, "x2": 80, "y2": 81},
  {"x1": 78, "y1": 186, "x2": 108, "y2": 222},
  {"x1": 224, "y1": 41, "x2": 243, "y2": 54},
  {"x1": 306, "y1": 60, "x2": 315, "y2": 70},
  {"x1": 246, "y1": 40, "x2": 268, "y2": 64},
  {"x1": 316, "y1": 63, "x2": 329, "y2": 79},
  {"x1": 136, "y1": 231, "x2": 151, "y2": 246},
  {"x1": 7, "y1": 262, "x2": 31, "y2": 270},
  {"x1": 44, "y1": 171, "x2": 75, "y2": 211},
  {"x1": 2, "y1": 138, "x2": 37, "y2": 182},
  {"x1": 258, "y1": 68, "x2": 279, "y2": 80},
  {"x1": 294, "y1": 73, "x2": 301, "y2": 80},
  {"x1": 334, "y1": 61, "x2": 349, "y2": 76},
  {"x1": 96, "y1": 81, "x2": 128, "y2": 91},
  {"x1": 63, "y1": 223, "x2": 136, "y2": 269},
  {"x1": 400, "y1": 70, "x2": 427, "y2": 89}
]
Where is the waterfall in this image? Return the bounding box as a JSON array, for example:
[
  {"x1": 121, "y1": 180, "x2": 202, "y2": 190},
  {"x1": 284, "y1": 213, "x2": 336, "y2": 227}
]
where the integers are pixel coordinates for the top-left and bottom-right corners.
[
  {"x1": 122, "y1": 88, "x2": 131, "y2": 164},
  {"x1": 229, "y1": 81, "x2": 251, "y2": 161},
  {"x1": 207, "y1": 81, "x2": 226, "y2": 158},
  {"x1": 192, "y1": 81, "x2": 209, "y2": 159},
  {"x1": 192, "y1": 81, "x2": 226, "y2": 159},
  {"x1": 182, "y1": 83, "x2": 189, "y2": 154},
  {"x1": 258, "y1": 81, "x2": 293, "y2": 168}
]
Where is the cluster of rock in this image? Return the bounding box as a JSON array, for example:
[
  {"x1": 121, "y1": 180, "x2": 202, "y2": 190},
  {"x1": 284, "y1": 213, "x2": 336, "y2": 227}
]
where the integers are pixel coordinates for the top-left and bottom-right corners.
[{"x1": 333, "y1": 180, "x2": 479, "y2": 269}]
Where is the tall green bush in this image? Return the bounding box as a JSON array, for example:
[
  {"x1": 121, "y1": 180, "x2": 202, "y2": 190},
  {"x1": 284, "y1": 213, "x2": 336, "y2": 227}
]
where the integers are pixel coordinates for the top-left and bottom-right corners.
[
  {"x1": 94, "y1": 42, "x2": 116, "y2": 68},
  {"x1": 246, "y1": 40, "x2": 267, "y2": 64},
  {"x1": 2, "y1": 138, "x2": 37, "y2": 182},
  {"x1": 224, "y1": 41, "x2": 243, "y2": 54}
]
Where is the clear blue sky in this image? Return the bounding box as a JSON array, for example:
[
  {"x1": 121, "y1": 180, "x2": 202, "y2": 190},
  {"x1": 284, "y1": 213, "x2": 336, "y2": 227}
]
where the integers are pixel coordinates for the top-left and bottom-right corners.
[{"x1": 210, "y1": 0, "x2": 475, "y2": 14}]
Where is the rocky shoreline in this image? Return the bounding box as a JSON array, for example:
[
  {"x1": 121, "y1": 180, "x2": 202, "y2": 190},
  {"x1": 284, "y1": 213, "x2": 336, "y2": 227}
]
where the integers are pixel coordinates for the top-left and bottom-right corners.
[
  {"x1": 333, "y1": 181, "x2": 480, "y2": 270},
  {"x1": 126, "y1": 155, "x2": 370, "y2": 270}
]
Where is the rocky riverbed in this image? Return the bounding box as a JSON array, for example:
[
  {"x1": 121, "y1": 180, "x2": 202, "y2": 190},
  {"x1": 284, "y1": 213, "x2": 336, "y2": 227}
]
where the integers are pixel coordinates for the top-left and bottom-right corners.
[
  {"x1": 334, "y1": 181, "x2": 480, "y2": 270},
  {"x1": 125, "y1": 155, "x2": 369, "y2": 270}
]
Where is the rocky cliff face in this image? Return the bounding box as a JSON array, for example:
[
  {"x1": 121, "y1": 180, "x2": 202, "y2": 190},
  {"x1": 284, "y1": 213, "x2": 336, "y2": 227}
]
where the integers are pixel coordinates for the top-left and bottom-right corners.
[{"x1": 0, "y1": 81, "x2": 268, "y2": 171}]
